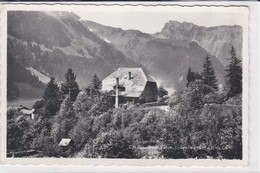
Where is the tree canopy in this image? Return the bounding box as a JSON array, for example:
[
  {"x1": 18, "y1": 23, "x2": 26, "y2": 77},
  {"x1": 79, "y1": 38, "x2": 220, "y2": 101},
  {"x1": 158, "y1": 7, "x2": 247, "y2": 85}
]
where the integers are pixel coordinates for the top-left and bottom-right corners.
[
  {"x1": 61, "y1": 68, "x2": 80, "y2": 101},
  {"x1": 43, "y1": 77, "x2": 59, "y2": 101},
  {"x1": 201, "y1": 55, "x2": 218, "y2": 90},
  {"x1": 91, "y1": 74, "x2": 102, "y2": 91},
  {"x1": 226, "y1": 46, "x2": 242, "y2": 98},
  {"x1": 186, "y1": 68, "x2": 202, "y2": 87},
  {"x1": 42, "y1": 77, "x2": 61, "y2": 117}
]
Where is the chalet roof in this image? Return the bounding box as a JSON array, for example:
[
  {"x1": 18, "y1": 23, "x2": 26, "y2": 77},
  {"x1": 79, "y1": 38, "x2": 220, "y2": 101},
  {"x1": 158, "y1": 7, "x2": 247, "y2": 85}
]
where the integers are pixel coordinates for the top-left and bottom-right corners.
[
  {"x1": 58, "y1": 138, "x2": 72, "y2": 147},
  {"x1": 102, "y1": 68, "x2": 156, "y2": 97}
]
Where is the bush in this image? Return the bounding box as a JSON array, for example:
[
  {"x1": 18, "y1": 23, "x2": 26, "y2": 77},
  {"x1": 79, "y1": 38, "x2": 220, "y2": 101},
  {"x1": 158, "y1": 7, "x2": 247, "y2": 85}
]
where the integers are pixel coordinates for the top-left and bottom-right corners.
[
  {"x1": 7, "y1": 109, "x2": 36, "y2": 153},
  {"x1": 84, "y1": 130, "x2": 140, "y2": 158},
  {"x1": 68, "y1": 116, "x2": 95, "y2": 151},
  {"x1": 225, "y1": 94, "x2": 242, "y2": 105}
]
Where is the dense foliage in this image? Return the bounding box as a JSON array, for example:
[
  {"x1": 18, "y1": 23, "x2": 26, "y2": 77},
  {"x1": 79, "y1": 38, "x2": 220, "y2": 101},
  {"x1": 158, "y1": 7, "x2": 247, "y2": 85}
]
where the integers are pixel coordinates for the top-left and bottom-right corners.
[{"x1": 84, "y1": 130, "x2": 140, "y2": 158}]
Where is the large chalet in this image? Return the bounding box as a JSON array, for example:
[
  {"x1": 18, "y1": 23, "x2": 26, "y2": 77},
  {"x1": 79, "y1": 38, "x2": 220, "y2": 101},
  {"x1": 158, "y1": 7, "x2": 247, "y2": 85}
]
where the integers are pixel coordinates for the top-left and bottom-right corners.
[{"x1": 102, "y1": 68, "x2": 158, "y2": 107}]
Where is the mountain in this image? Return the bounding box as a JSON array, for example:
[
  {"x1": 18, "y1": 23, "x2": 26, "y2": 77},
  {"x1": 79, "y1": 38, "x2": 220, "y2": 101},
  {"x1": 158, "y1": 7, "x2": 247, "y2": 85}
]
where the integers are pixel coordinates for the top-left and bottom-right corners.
[
  {"x1": 7, "y1": 11, "x2": 138, "y2": 100},
  {"x1": 83, "y1": 20, "x2": 226, "y2": 91},
  {"x1": 8, "y1": 11, "x2": 238, "y2": 102},
  {"x1": 155, "y1": 21, "x2": 242, "y2": 66}
]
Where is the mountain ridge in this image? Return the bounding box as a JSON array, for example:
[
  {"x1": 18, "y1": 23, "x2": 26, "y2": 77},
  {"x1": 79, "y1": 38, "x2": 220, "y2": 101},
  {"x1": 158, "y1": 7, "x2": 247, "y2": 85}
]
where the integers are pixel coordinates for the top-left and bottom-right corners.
[
  {"x1": 83, "y1": 19, "x2": 227, "y2": 91},
  {"x1": 155, "y1": 20, "x2": 242, "y2": 66},
  {"x1": 7, "y1": 11, "x2": 242, "y2": 101}
]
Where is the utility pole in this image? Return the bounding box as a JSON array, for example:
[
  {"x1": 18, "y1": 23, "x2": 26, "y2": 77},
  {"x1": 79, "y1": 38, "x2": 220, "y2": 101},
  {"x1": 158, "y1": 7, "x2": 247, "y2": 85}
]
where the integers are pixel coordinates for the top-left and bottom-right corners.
[{"x1": 115, "y1": 77, "x2": 119, "y2": 108}]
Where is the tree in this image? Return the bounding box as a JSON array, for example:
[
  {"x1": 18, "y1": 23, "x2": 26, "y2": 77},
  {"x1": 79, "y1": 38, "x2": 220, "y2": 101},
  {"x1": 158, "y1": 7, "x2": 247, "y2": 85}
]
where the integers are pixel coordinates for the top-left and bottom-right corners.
[
  {"x1": 186, "y1": 68, "x2": 202, "y2": 87},
  {"x1": 61, "y1": 68, "x2": 80, "y2": 101},
  {"x1": 91, "y1": 74, "x2": 102, "y2": 91},
  {"x1": 226, "y1": 46, "x2": 242, "y2": 98},
  {"x1": 52, "y1": 95, "x2": 77, "y2": 143},
  {"x1": 201, "y1": 55, "x2": 218, "y2": 90},
  {"x1": 74, "y1": 88, "x2": 113, "y2": 118},
  {"x1": 33, "y1": 99, "x2": 45, "y2": 113},
  {"x1": 84, "y1": 130, "x2": 139, "y2": 158},
  {"x1": 43, "y1": 77, "x2": 59, "y2": 100},
  {"x1": 58, "y1": 95, "x2": 76, "y2": 120},
  {"x1": 32, "y1": 126, "x2": 61, "y2": 157},
  {"x1": 69, "y1": 116, "x2": 95, "y2": 151},
  {"x1": 158, "y1": 86, "x2": 168, "y2": 98},
  {"x1": 42, "y1": 77, "x2": 61, "y2": 117},
  {"x1": 159, "y1": 115, "x2": 183, "y2": 158},
  {"x1": 7, "y1": 110, "x2": 26, "y2": 152},
  {"x1": 169, "y1": 80, "x2": 217, "y2": 112}
]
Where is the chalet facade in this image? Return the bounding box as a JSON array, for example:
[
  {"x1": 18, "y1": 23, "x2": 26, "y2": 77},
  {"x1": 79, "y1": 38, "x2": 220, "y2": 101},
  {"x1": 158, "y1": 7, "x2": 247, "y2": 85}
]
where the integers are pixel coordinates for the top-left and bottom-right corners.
[
  {"x1": 19, "y1": 107, "x2": 35, "y2": 120},
  {"x1": 102, "y1": 68, "x2": 158, "y2": 107}
]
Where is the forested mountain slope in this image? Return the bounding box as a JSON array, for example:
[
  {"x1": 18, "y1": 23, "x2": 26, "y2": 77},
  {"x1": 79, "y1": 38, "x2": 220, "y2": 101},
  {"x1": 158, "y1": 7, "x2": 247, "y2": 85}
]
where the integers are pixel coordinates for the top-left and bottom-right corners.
[{"x1": 7, "y1": 11, "x2": 137, "y2": 99}]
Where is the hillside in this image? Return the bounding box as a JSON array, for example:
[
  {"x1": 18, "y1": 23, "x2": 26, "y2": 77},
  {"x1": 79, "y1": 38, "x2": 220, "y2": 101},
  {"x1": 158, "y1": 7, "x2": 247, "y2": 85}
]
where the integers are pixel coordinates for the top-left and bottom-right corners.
[
  {"x1": 7, "y1": 11, "x2": 138, "y2": 100},
  {"x1": 83, "y1": 20, "x2": 226, "y2": 91},
  {"x1": 7, "y1": 82, "x2": 44, "y2": 108},
  {"x1": 26, "y1": 67, "x2": 50, "y2": 84},
  {"x1": 7, "y1": 49, "x2": 46, "y2": 100}
]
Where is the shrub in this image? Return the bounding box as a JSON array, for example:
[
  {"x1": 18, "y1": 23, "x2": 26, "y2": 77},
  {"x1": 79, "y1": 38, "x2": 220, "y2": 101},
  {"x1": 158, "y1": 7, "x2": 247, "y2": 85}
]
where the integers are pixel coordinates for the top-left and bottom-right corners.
[
  {"x1": 225, "y1": 94, "x2": 242, "y2": 105},
  {"x1": 84, "y1": 130, "x2": 140, "y2": 158}
]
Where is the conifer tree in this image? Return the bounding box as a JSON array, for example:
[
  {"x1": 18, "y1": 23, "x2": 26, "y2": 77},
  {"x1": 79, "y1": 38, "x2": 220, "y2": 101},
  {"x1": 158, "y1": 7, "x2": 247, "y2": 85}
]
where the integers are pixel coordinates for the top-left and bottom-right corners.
[
  {"x1": 226, "y1": 46, "x2": 242, "y2": 98},
  {"x1": 58, "y1": 95, "x2": 75, "y2": 120},
  {"x1": 201, "y1": 55, "x2": 218, "y2": 90},
  {"x1": 43, "y1": 77, "x2": 59, "y2": 101},
  {"x1": 91, "y1": 74, "x2": 102, "y2": 91},
  {"x1": 54, "y1": 95, "x2": 76, "y2": 142},
  {"x1": 61, "y1": 68, "x2": 80, "y2": 101},
  {"x1": 186, "y1": 68, "x2": 193, "y2": 87},
  {"x1": 43, "y1": 77, "x2": 61, "y2": 117},
  {"x1": 186, "y1": 68, "x2": 202, "y2": 87}
]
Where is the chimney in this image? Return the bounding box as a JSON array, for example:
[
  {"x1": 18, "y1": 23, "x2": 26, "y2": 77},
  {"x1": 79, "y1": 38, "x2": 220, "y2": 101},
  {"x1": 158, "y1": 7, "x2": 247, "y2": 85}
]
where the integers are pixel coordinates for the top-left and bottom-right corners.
[
  {"x1": 129, "y1": 72, "x2": 131, "y2": 80},
  {"x1": 115, "y1": 77, "x2": 119, "y2": 108}
]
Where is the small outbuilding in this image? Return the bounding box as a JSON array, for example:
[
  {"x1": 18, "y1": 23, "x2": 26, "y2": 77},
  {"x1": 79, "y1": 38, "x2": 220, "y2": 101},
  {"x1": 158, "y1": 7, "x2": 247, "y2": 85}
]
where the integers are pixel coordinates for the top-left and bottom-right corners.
[
  {"x1": 102, "y1": 68, "x2": 158, "y2": 107},
  {"x1": 58, "y1": 138, "x2": 74, "y2": 147},
  {"x1": 58, "y1": 138, "x2": 75, "y2": 154},
  {"x1": 19, "y1": 106, "x2": 35, "y2": 120}
]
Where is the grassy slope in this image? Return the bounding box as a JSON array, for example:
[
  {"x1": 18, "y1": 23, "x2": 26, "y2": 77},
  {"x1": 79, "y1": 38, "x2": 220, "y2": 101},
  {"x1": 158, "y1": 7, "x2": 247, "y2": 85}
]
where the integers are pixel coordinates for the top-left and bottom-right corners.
[
  {"x1": 7, "y1": 82, "x2": 44, "y2": 108},
  {"x1": 26, "y1": 67, "x2": 50, "y2": 84}
]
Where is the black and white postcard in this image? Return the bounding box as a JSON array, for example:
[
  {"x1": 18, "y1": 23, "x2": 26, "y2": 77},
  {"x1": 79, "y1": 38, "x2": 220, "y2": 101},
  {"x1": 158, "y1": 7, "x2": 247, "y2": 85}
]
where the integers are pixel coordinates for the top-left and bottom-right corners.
[{"x1": 0, "y1": 3, "x2": 249, "y2": 166}]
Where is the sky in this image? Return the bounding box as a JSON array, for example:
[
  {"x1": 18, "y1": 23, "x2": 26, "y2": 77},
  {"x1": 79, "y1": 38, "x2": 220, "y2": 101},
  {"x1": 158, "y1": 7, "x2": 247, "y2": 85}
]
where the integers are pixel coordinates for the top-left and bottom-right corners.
[{"x1": 73, "y1": 6, "x2": 244, "y2": 34}]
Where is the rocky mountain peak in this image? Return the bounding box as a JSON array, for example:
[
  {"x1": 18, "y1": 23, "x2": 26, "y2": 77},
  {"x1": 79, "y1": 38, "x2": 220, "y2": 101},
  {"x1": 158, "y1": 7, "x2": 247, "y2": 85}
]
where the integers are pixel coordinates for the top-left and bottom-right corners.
[
  {"x1": 163, "y1": 20, "x2": 199, "y2": 32},
  {"x1": 157, "y1": 20, "x2": 242, "y2": 66}
]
